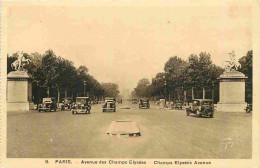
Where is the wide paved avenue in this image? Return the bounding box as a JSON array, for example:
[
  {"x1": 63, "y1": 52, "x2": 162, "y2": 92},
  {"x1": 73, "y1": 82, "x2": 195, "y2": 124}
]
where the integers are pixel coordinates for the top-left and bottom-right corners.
[{"x1": 7, "y1": 101, "x2": 251, "y2": 158}]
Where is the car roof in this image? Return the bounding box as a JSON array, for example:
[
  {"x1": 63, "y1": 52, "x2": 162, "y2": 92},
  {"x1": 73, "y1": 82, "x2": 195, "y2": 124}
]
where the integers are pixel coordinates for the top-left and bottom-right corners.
[
  {"x1": 43, "y1": 97, "x2": 56, "y2": 99},
  {"x1": 193, "y1": 99, "x2": 213, "y2": 101},
  {"x1": 105, "y1": 97, "x2": 115, "y2": 99}
]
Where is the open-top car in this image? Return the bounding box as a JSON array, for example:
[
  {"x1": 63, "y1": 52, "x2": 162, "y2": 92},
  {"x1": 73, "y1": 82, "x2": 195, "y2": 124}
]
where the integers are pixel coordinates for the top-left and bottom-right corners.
[
  {"x1": 71, "y1": 97, "x2": 91, "y2": 114},
  {"x1": 173, "y1": 100, "x2": 184, "y2": 110},
  {"x1": 139, "y1": 98, "x2": 150, "y2": 109},
  {"x1": 103, "y1": 97, "x2": 116, "y2": 112},
  {"x1": 132, "y1": 99, "x2": 138, "y2": 104},
  {"x1": 38, "y1": 97, "x2": 57, "y2": 112},
  {"x1": 186, "y1": 99, "x2": 214, "y2": 118},
  {"x1": 61, "y1": 97, "x2": 73, "y2": 111}
]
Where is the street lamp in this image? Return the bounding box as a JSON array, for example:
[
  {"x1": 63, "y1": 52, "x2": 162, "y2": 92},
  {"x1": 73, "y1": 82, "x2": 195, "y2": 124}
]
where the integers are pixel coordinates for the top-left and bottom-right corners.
[
  {"x1": 84, "y1": 80, "x2": 86, "y2": 96},
  {"x1": 212, "y1": 81, "x2": 215, "y2": 102},
  {"x1": 163, "y1": 74, "x2": 167, "y2": 101}
]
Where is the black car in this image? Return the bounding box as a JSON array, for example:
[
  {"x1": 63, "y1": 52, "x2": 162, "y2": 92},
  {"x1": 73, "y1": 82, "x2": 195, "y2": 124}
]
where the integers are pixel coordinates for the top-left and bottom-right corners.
[
  {"x1": 72, "y1": 97, "x2": 91, "y2": 114},
  {"x1": 139, "y1": 99, "x2": 150, "y2": 109},
  {"x1": 38, "y1": 97, "x2": 57, "y2": 112},
  {"x1": 186, "y1": 99, "x2": 214, "y2": 118}
]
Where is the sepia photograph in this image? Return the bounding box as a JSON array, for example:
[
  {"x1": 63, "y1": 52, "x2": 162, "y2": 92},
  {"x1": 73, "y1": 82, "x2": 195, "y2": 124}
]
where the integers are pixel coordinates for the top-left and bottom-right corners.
[{"x1": 0, "y1": 0, "x2": 259, "y2": 167}]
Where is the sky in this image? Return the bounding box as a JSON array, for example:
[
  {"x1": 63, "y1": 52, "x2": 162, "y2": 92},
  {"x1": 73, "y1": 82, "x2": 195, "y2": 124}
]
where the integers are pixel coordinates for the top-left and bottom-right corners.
[{"x1": 6, "y1": 1, "x2": 253, "y2": 97}]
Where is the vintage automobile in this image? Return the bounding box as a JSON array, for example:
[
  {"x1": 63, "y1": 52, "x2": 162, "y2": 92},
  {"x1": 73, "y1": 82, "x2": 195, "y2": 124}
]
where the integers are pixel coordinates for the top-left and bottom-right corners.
[
  {"x1": 245, "y1": 104, "x2": 252, "y2": 113},
  {"x1": 61, "y1": 97, "x2": 73, "y2": 111},
  {"x1": 38, "y1": 97, "x2": 57, "y2": 112},
  {"x1": 159, "y1": 99, "x2": 166, "y2": 108},
  {"x1": 173, "y1": 100, "x2": 184, "y2": 110},
  {"x1": 71, "y1": 97, "x2": 91, "y2": 114},
  {"x1": 117, "y1": 99, "x2": 123, "y2": 104},
  {"x1": 132, "y1": 99, "x2": 138, "y2": 104},
  {"x1": 186, "y1": 99, "x2": 214, "y2": 118},
  {"x1": 139, "y1": 99, "x2": 150, "y2": 109},
  {"x1": 103, "y1": 97, "x2": 116, "y2": 112}
]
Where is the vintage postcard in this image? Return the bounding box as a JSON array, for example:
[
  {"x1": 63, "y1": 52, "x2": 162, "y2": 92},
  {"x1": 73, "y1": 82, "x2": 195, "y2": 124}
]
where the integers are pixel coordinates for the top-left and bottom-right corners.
[{"x1": 0, "y1": 0, "x2": 259, "y2": 167}]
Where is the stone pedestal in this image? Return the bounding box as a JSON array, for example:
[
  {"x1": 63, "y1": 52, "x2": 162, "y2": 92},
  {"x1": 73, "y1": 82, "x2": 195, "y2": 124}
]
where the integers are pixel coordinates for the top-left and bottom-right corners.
[
  {"x1": 7, "y1": 71, "x2": 32, "y2": 111},
  {"x1": 217, "y1": 70, "x2": 247, "y2": 112}
]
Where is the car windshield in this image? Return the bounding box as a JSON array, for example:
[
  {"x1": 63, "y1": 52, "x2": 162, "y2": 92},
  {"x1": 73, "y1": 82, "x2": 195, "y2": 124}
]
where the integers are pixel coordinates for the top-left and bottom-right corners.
[
  {"x1": 105, "y1": 98, "x2": 115, "y2": 101},
  {"x1": 202, "y1": 101, "x2": 213, "y2": 105},
  {"x1": 76, "y1": 98, "x2": 88, "y2": 103},
  {"x1": 43, "y1": 98, "x2": 52, "y2": 102}
]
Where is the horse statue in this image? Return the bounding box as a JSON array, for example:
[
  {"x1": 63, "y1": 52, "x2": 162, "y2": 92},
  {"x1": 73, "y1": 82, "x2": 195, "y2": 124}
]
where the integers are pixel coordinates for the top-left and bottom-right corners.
[
  {"x1": 11, "y1": 51, "x2": 31, "y2": 71},
  {"x1": 222, "y1": 51, "x2": 241, "y2": 72}
]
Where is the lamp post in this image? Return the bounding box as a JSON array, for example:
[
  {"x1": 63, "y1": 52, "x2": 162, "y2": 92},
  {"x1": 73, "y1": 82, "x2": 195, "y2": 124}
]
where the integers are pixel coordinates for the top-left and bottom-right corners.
[
  {"x1": 84, "y1": 80, "x2": 86, "y2": 96},
  {"x1": 163, "y1": 74, "x2": 167, "y2": 101}
]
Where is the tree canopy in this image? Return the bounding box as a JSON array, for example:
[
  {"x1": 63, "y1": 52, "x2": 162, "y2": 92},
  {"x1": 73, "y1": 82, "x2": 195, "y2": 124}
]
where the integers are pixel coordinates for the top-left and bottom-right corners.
[
  {"x1": 7, "y1": 50, "x2": 116, "y2": 103},
  {"x1": 131, "y1": 52, "x2": 227, "y2": 102}
]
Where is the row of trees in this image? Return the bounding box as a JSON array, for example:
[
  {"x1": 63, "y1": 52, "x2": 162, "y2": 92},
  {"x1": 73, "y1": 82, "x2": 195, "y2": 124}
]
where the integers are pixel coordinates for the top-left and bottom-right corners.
[
  {"x1": 7, "y1": 50, "x2": 120, "y2": 103},
  {"x1": 132, "y1": 51, "x2": 253, "y2": 103}
]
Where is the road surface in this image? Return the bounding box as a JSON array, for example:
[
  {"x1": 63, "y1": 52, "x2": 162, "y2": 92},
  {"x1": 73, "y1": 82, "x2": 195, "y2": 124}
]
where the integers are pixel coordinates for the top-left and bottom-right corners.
[{"x1": 7, "y1": 101, "x2": 252, "y2": 158}]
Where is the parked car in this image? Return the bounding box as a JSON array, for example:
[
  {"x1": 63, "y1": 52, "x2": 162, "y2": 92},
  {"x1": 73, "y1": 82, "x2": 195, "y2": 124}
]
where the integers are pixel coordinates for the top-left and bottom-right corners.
[
  {"x1": 38, "y1": 97, "x2": 57, "y2": 112},
  {"x1": 173, "y1": 100, "x2": 183, "y2": 110},
  {"x1": 71, "y1": 97, "x2": 91, "y2": 114},
  {"x1": 132, "y1": 99, "x2": 138, "y2": 104},
  {"x1": 139, "y1": 99, "x2": 150, "y2": 109},
  {"x1": 103, "y1": 97, "x2": 116, "y2": 112},
  {"x1": 186, "y1": 99, "x2": 214, "y2": 118},
  {"x1": 245, "y1": 104, "x2": 252, "y2": 113},
  {"x1": 61, "y1": 97, "x2": 73, "y2": 111}
]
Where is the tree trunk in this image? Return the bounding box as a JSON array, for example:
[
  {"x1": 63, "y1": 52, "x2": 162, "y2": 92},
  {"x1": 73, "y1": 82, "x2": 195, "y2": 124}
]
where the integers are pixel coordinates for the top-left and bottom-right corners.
[
  {"x1": 65, "y1": 90, "x2": 68, "y2": 98},
  {"x1": 192, "y1": 87, "x2": 194, "y2": 100},
  {"x1": 58, "y1": 90, "x2": 60, "y2": 103},
  {"x1": 184, "y1": 90, "x2": 187, "y2": 102},
  {"x1": 203, "y1": 88, "x2": 205, "y2": 99},
  {"x1": 47, "y1": 87, "x2": 50, "y2": 97}
]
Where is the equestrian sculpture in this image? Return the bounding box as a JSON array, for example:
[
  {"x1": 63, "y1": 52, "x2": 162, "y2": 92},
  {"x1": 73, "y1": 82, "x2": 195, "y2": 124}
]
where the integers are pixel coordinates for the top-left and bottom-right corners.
[
  {"x1": 11, "y1": 51, "x2": 31, "y2": 71},
  {"x1": 222, "y1": 50, "x2": 241, "y2": 72}
]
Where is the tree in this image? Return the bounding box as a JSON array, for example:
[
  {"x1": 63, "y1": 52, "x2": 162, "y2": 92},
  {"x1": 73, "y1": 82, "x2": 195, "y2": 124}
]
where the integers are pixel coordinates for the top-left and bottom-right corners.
[
  {"x1": 101, "y1": 82, "x2": 120, "y2": 97},
  {"x1": 150, "y1": 72, "x2": 166, "y2": 98},
  {"x1": 238, "y1": 50, "x2": 253, "y2": 103},
  {"x1": 183, "y1": 52, "x2": 224, "y2": 100},
  {"x1": 7, "y1": 53, "x2": 18, "y2": 73},
  {"x1": 134, "y1": 78, "x2": 150, "y2": 98},
  {"x1": 164, "y1": 56, "x2": 188, "y2": 100}
]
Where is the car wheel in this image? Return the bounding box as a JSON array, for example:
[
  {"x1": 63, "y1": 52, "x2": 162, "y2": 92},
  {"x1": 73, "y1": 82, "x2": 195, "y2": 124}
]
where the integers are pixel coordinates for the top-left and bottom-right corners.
[
  {"x1": 186, "y1": 109, "x2": 190, "y2": 116},
  {"x1": 196, "y1": 110, "x2": 200, "y2": 117}
]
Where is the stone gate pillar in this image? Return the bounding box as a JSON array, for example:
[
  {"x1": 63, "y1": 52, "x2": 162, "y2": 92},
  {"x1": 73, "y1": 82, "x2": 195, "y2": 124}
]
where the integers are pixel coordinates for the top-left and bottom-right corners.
[
  {"x1": 7, "y1": 71, "x2": 31, "y2": 111},
  {"x1": 217, "y1": 70, "x2": 247, "y2": 112}
]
